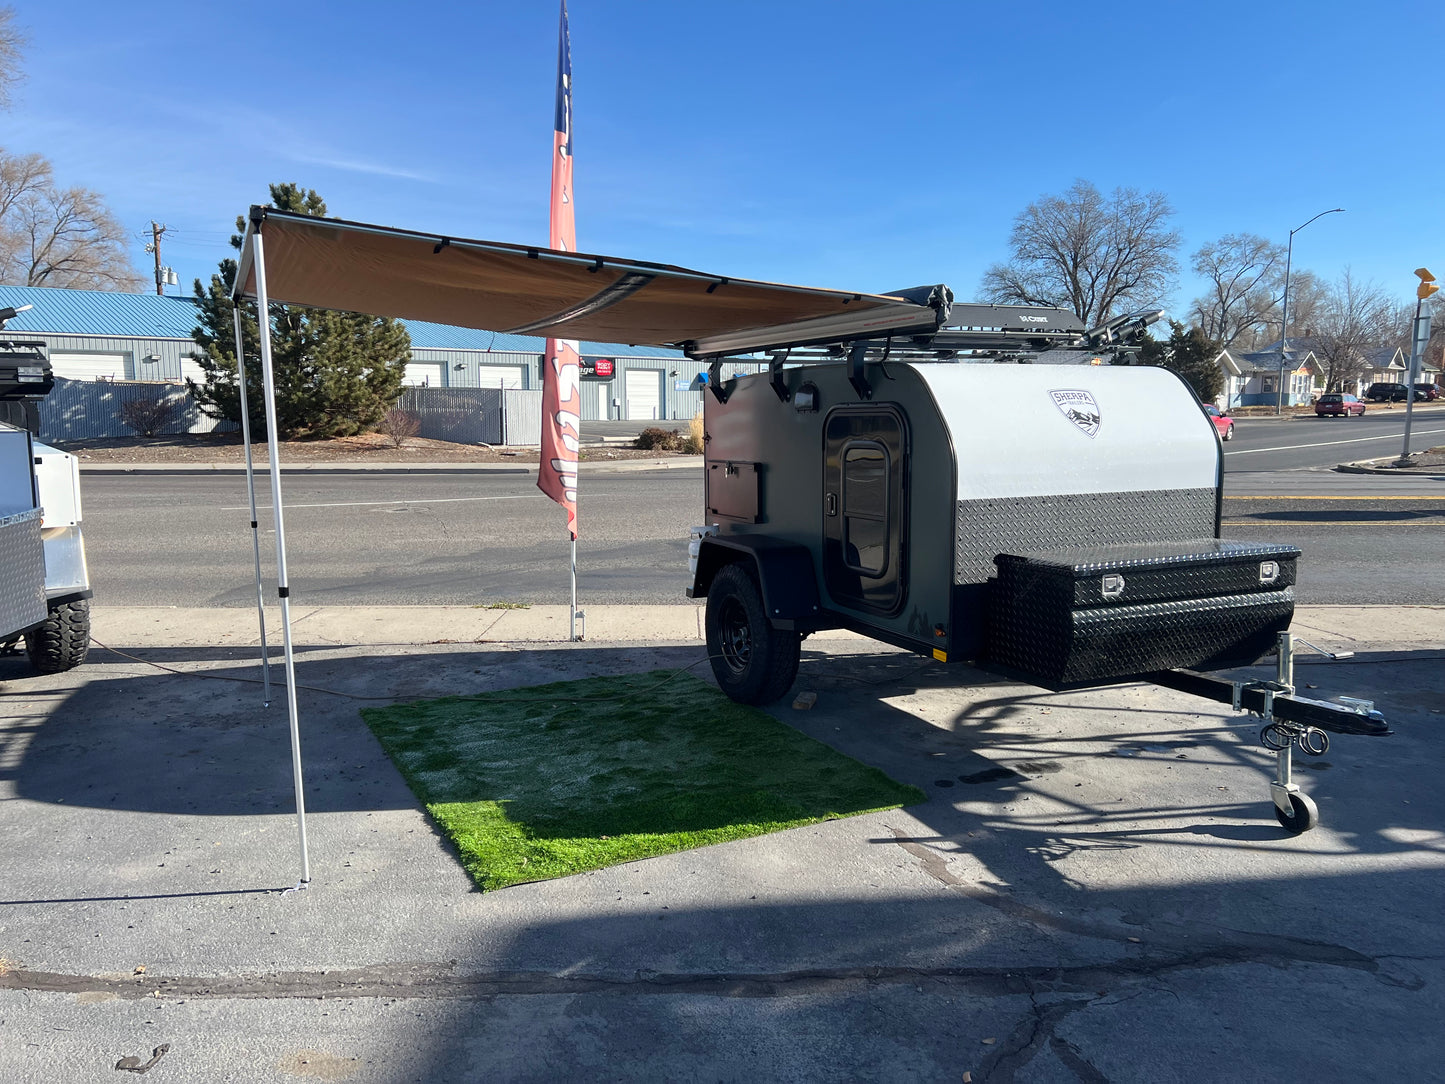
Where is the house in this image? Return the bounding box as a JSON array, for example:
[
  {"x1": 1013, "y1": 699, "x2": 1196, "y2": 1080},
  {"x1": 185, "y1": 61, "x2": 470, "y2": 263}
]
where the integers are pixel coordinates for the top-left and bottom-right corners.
[
  {"x1": 1222, "y1": 345, "x2": 1322, "y2": 407},
  {"x1": 1356, "y1": 346, "x2": 1409, "y2": 393},
  {"x1": 1250, "y1": 338, "x2": 1414, "y2": 398},
  {"x1": 0, "y1": 284, "x2": 753, "y2": 440}
]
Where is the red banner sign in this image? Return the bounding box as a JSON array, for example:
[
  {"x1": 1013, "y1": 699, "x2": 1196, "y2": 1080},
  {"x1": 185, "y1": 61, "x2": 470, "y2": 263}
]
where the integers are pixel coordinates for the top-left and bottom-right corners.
[{"x1": 537, "y1": 1, "x2": 579, "y2": 538}]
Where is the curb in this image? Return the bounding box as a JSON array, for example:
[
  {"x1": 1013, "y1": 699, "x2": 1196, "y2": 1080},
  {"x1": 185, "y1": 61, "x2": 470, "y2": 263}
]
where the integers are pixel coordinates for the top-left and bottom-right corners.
[
  {"x1": 1334, "y1": 461, "x2": 1445, "y2": 476},
  {"x1": 88, "y1": 603, "x2": 1445, "y2": 651},
  {"x1": 78, "y1": 457, "x2": 704, "y2": 476}
]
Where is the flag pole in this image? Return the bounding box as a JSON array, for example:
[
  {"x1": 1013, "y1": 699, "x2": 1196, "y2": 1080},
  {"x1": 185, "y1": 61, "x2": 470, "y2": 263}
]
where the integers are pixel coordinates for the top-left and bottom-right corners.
[
  {"x1": 231, "y1": 303, "x2": 272, "y2": 706},
  {"x1": 570, "y1": 536, "x2": 580, "y2": 641},
  {"x1": 247, "y1": 223, "x2": 311, "y2": 889},
  {"x1": 539, "y1": 1, "x2": 583, "y2": 641}
]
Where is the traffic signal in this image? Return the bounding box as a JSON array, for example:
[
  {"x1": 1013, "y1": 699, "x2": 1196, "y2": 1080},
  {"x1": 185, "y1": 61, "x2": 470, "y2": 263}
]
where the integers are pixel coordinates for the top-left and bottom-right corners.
[{"x1": 1417, "y1": 267, "x2": 1439, "y2": 300}]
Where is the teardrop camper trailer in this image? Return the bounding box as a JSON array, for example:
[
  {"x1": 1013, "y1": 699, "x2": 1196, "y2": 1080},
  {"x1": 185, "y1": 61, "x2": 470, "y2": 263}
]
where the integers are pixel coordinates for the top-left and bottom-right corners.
[
  {"x1": 688, "y1": 302, "x2": 1289, "y2": 690},
  {"x1": 222, "y1": 209, "x2": 1389, "y2": 835},
  {"x1": 684, "y1": 300, "x2": 1390, "y2": 834}
]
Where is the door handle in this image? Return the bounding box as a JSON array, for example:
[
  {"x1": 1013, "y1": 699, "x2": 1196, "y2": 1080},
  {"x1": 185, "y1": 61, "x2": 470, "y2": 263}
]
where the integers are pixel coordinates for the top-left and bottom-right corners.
[{"x1": 825, "y1": 492, "x2": 837, "y2": 516}]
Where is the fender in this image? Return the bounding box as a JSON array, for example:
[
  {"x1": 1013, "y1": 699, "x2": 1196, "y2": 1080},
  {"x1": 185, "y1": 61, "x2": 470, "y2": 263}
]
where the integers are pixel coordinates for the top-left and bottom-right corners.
[{"x1": 687, "y1": 535, "x2": 822, "y2": 631}]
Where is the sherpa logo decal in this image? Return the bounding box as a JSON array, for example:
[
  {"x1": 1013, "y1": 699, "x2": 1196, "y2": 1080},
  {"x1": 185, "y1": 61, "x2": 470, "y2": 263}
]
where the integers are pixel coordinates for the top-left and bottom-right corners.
[{"x1": 1049, "y1": 389, "x2": 1100, "y2": 438}]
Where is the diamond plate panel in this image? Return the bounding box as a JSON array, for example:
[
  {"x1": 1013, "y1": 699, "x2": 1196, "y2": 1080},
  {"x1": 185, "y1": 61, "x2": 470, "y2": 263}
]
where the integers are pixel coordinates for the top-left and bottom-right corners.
[
  {"x1": 0, "y1": 508, "x2": 47, "y2": 638},
  {"x1": 995, "y1": 540, "x2": 1300, "y2": 608},
  {"x1": 988, "y1": 588, "x2": 1294, "y2": 686},
  {"x1": 988, "y1": 541, "x2": 1299, "y2": 684},
  {"x1": 954, "y1": 488, "x2": 1217, "y2": 584}
]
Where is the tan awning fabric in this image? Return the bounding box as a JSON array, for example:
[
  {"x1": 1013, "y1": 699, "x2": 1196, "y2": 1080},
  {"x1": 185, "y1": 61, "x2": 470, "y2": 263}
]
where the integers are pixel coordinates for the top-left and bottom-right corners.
[{"x1": 232, "y1": 208, "x2": 944, "y2": 355}]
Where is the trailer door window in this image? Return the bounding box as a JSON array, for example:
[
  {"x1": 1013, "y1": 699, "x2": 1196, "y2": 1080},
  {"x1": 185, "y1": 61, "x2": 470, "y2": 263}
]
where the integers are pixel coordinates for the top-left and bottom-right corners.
[
  {"x1": 823, "y1": 407, "x2": 907, "y2": 617},
  {"x1": 843, "y1": 442, "x2": 889, "y2": 575}
]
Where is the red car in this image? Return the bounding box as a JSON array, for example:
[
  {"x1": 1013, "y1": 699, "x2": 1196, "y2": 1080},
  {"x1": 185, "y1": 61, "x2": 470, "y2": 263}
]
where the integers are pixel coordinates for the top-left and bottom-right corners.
[
  {"x1": 1316, "y1": 393, "x2": 1366, "y2": 417},
  {"x1": 1202, "y1": 404, "x2": 1234, "y2": 441}
]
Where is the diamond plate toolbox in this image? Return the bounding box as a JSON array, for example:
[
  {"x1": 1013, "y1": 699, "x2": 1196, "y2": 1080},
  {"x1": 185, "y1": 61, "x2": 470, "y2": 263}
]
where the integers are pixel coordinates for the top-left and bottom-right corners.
[
  {"x1": 987, "y1": 539, "x2": 1301, "y2": 686},
  {"x1": 0, "y1": 507, "x2": 47, "y2": 638}
]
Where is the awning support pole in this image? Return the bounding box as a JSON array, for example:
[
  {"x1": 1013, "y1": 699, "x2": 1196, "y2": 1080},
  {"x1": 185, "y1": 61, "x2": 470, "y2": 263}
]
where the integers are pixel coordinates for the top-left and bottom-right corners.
[
  {"x1": 248, "y1": 229, "x2": 311, "y2": 887},
  {"x1": 231, "y1": 303, "x2": 271, "y2": 707}
]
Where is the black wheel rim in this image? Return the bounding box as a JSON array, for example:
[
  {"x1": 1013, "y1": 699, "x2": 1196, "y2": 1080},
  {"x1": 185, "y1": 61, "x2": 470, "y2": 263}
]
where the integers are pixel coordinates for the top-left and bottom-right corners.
[{"x1": 718, "y1": 596, "x2": 753, "y2": 675}]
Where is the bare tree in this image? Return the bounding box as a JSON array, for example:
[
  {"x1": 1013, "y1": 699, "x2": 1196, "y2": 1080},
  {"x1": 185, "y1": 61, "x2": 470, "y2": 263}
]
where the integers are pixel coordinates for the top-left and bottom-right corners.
[
  {"x1": 1311, "y1": 271, "x2": 1398, "y2": 392},
  {"x1": 0, "y1": 147, "x2": 144, "y2": 290},
  {"x1": 0, "y1": 7, "x2": 26, "y2": 111},
  {"x1": 1190, "y1": 233, "x2": 1284, "y2": 349},
  {"x1": 117, "y1": 393, "x2": 181, "y2": 437},
  {"x1": 378, "y1": 406, "x2": 420, "y2": 448},
  {"x1": 980, "y1": 179, "x2": 1180, "y2": 328},
  {"x1": 1245, "y1": 269, "x2": 1329, "y2": 351}
]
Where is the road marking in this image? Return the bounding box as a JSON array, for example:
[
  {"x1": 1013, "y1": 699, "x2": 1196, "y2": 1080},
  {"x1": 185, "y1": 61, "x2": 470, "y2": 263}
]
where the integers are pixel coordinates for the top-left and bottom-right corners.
[
  {"x1": 1224, "y1": 426, "x2": 1445, "y2": 455},
  {"x1": 1227, "y1": 495, "x2": 1445, "y2": 500},
  {"x1": 222, "y1": 494, "x2": 539, "y2": 511},
  {"x1": 1223, "y1": 520, "x2": 1445, "y2": 527}
]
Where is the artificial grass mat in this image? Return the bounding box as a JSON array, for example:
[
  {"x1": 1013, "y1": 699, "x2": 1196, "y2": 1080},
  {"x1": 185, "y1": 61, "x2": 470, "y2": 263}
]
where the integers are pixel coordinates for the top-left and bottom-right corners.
[{"x1": 361, "y1": 670, "x2": 924, "y2": 891}]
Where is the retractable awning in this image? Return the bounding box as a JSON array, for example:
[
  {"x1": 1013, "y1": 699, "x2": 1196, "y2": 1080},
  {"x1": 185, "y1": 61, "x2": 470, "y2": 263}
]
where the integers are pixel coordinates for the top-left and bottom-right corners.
[{"x1": 232, "y1": 207, "x2": 949, "y2": 356}]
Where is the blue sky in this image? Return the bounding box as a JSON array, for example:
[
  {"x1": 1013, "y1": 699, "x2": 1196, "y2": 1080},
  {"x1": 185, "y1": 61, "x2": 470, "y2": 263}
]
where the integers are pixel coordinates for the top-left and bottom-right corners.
[{"x1": 7, "y1": 0, "x2": 1442, "y2": 318}]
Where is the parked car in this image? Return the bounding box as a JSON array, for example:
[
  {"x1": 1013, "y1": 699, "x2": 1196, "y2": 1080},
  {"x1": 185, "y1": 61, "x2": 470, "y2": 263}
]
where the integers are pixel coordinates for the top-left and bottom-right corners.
[
  {"x1": 1364, "y1": 382, "x2": 1410, "y2": 402},
  {"x1": 1202, "y1": 404, "x2": 1234, "y2": 440},
  {"x1": 1315, "y1": 393, "x2": 1366, "y2": 417},
  {"x1": 1413, "y1": 383, "x2": 1440, "y2": 401}
]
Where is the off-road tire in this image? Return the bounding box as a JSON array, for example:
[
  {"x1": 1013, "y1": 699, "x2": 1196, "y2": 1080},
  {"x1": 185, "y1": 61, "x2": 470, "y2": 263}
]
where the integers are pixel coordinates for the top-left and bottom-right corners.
[
  {"x1": 705, "y1": 562, "x2": 800, "y2": 705},
  {"x1": 24, "y1": 598, "x2": 91, "y2": 674}
]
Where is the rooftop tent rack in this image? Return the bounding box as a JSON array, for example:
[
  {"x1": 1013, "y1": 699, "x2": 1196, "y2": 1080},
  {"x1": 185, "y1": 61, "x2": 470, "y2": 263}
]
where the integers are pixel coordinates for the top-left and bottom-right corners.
[
  {"x1": 695, "y1": 300, "x2": 1166, "y2": 402},
  {"x1": 691, "y1": 302, "x2": 1164, "y2": 365}
]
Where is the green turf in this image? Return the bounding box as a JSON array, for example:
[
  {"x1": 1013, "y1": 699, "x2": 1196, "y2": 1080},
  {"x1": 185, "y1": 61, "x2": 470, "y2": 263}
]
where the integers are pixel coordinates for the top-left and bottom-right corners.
[{"x1": 361, "y1": 670, "x2": 924, "y2": 891}]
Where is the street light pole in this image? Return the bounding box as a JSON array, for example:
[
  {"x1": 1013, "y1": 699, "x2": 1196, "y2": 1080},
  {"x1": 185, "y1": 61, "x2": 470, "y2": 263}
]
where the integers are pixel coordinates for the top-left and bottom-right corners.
[{"x1": 1275, "y1": 208, "x2": 1345, "y2": 416}]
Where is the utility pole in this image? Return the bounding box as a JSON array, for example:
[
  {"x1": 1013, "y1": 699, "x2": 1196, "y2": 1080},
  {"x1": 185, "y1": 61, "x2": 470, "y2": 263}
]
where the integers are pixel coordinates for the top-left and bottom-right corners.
[{"x1": 144, "y1": 221, "x2": 168, "y2": 295}]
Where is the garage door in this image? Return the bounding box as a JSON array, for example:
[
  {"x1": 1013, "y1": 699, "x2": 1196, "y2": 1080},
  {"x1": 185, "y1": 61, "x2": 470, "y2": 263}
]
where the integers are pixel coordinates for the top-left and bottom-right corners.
[
  {"x1": 476, "y1": 365, "x2": 525, "y2": 389},
  {"x1": 180, "y1": 354, "x2": 207, "y2": 387},
  {"x1": 625, "y1": 369, "x2": 661, "y2": 421},
  {"x1": 50, "y1": 352, "x2": 131, "y2": 381},
  {"x1": 403, "y1": 362, "x2": 445, "y2": 387}
]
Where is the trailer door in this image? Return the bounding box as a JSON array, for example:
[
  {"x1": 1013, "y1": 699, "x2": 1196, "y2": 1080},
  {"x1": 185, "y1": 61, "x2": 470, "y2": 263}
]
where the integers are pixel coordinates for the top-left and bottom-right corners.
[{"x1": 822, "y1": 407, "x2": 907, "y2": 615}]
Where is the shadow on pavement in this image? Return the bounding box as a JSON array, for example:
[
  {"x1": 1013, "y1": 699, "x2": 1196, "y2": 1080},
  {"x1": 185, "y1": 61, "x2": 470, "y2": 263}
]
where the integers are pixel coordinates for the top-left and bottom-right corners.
[{"x1": 2, "y1": 641, "x2": 1443, "y2": 1077}]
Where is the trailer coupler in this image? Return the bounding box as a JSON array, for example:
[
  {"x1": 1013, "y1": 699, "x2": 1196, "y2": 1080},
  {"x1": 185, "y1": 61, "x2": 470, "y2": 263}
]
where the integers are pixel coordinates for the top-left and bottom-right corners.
[{"x1": 1148, "y1": 632, "x2": 1390, "y2": 834}]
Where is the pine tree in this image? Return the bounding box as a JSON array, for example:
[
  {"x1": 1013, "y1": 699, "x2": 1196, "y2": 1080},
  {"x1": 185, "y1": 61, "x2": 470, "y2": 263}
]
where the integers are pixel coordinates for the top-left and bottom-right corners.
[
  {"x1": 188, "y1": 184, "x2": 411, "y2": 440},
  {"x1": 1137, "y1": 321, "x2": 1224, "y2": 403}
]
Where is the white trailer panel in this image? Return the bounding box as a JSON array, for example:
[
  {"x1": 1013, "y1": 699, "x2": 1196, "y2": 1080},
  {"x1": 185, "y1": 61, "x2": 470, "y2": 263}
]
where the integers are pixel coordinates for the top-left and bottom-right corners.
[{"x1": 914, "y1": 365, "x2": 1219, "y2": 501}]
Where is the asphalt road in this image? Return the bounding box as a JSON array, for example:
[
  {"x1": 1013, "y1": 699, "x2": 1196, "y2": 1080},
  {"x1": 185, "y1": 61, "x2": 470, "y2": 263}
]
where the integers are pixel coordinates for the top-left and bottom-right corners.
[
  {"x1": 1221, "y1": 403, "x2": 1445, "y2": 470},
  {"x1": 82, "y1": 471, "x2": 704, "y2": 608},
  {"x1": 81, "y1": 452, "x2": 1445, "y2": 609}
]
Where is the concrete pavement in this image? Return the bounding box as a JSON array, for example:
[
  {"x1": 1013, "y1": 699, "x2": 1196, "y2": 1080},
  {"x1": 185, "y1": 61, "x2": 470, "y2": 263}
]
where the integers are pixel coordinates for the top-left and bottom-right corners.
[
  {"x1": 1, "y1": 604, "x2": 1442, "y2": 1081},
  {"x1": 87, "y1": 601, "x2": 1445, "y2": 649}
]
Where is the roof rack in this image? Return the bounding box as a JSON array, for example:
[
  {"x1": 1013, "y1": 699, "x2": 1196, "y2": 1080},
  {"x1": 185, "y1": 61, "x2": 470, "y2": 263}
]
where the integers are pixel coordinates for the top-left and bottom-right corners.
[{"x1": 697, "y1": 299, "x2": 1165, "y2": 403}]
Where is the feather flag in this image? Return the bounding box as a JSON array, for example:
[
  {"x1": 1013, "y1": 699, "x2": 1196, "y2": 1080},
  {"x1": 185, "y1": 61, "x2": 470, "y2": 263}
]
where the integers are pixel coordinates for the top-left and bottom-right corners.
[{"x1": 537, "y1": 0, "x2": 580, "y2": 538}]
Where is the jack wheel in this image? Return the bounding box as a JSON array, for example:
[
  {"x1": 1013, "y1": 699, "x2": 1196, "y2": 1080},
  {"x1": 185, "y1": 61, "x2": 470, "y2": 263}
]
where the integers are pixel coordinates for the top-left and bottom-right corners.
[{"x1": 1274, "y1": 792, "x2": 1319, "y2": 834}]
